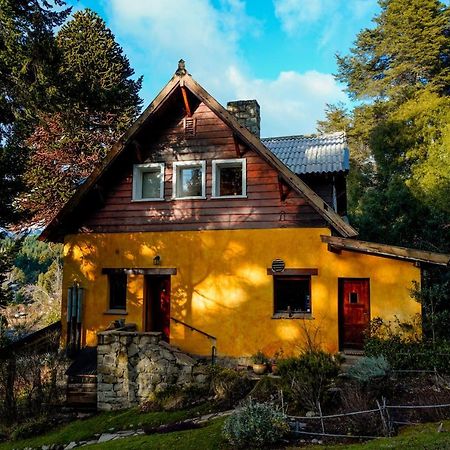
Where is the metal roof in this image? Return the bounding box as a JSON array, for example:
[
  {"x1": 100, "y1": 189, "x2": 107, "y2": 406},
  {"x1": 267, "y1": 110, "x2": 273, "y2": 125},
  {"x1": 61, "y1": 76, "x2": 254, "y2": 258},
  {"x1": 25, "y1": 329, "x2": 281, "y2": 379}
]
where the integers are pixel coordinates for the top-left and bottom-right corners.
[{"x1": 261, "y1": 131, "x2": 349, "y2": 175}]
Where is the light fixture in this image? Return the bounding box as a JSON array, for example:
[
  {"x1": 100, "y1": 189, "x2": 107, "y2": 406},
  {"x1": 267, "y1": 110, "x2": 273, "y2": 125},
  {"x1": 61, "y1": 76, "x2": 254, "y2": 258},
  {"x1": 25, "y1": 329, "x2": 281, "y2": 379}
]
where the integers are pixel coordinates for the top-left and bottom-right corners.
[{"x1": 153, "y1": 255, "x2": 161, "y2": 266}]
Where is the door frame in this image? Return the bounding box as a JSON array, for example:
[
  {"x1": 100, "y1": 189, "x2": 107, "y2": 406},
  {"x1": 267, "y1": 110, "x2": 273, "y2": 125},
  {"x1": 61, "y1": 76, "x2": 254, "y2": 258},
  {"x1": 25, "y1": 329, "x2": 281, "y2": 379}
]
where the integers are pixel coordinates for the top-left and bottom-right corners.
[
  {"x1": 338, "y1": 278, "x2": 370, "y2": 351},
  {"x1": 143, "y1": 274, "x2": 171, "y2": 341}
]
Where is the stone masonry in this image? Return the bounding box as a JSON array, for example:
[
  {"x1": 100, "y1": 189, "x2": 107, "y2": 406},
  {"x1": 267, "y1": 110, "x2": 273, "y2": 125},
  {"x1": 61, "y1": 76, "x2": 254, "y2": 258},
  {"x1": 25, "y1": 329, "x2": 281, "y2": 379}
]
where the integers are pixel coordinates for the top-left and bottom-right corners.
[
  {"x1": 97, "y1": 330, "x2": 208, "y2": 411},
  {"x1": 227, "y1": 100, "x2": 261, "y2": 137}
]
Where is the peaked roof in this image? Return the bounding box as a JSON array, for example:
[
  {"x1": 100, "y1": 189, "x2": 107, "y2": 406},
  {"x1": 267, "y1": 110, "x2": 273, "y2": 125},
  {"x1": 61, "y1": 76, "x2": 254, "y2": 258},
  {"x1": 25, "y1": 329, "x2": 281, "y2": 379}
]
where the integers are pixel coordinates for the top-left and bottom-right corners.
[
  {"x1": 262, "y1": 132, "x2": 349, "y2": 175},
  {"x1": 40, "y1": 63, "x2": 358, "y2": 241}
]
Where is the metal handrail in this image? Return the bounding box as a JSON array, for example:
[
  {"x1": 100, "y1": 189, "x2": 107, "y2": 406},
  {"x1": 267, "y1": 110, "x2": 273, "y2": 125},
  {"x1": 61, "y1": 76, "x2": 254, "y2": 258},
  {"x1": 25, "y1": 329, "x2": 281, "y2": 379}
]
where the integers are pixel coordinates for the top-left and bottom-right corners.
[{"x1": 170, "y1": 316, "x2": 217, "y2": 364}]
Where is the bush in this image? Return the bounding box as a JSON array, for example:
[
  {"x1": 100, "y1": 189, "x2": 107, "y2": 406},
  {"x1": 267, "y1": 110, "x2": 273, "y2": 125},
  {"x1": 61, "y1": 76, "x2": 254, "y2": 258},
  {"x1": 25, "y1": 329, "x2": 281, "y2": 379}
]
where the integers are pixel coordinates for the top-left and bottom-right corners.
[
  {"x1": 11, "y1": 416, "x2": 52, "y2": 440},
  {"x1": 222, "y1": 400, "x2": 289, "y2": 448},
  {"x1": 251, "y1": 351, "x2": 270, "y2": 365},
  {"x1": 347, "y1": 356, "x2": 390, "y2": 383},
  {"x1": 365, "y1": 317, "x2": 450, "y2": 373},
  {"x1": 208, "y1": 366, "x2": 253, "y2": 408},
  {"x1": 277, "y1": 351, "x2": 340, "y2": 412}
]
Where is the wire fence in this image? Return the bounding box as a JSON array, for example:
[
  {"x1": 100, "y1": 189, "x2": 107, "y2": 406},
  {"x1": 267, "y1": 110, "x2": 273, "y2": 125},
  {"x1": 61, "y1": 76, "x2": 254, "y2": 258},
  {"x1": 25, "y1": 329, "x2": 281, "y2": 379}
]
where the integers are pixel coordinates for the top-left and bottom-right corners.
[{"x1": 288, "y1": 397, "x2": 450, "y2": 441}]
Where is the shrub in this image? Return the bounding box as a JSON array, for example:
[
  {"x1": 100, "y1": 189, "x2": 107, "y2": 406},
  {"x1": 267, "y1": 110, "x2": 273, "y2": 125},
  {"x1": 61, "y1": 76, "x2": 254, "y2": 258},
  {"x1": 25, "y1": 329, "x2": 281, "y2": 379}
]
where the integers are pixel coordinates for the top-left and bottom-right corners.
[
  {"x1": 208, "y1": 366, "x2": 253, "y2": 408},
  {"x1": 11, "y1": 416, "x2": 52, "y2": 440},
  {"x1": 222, "y1": 400, "x2": 290, "y2": 448},
  {"x1": 277, "y1": 351, "x2": 340, "y2": 412},
  {"x1": 347, "y1": 356, "x2": 390, "y2": 383}
]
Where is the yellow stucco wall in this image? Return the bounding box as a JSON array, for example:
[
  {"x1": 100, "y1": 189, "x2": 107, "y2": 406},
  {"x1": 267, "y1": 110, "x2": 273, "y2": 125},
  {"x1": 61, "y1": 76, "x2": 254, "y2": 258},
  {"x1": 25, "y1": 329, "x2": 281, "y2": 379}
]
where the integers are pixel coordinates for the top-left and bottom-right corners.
[{"x1": 62, "y1": 228, "x2": 421, "y2": 356}]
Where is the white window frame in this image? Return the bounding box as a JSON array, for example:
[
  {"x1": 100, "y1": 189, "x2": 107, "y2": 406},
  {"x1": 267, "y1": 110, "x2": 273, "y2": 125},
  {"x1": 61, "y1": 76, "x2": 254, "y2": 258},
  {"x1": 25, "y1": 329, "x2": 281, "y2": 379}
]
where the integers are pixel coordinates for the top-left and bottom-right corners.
[
  {"x1": 211, "y1": 158, "x2": 247, "y2": 199},
  {"x1": 172, "y1": 160, "x2": 206, "y2": 200},
  {"x1": 132, "y1": 163, "x2": 165, "y2": 202}
]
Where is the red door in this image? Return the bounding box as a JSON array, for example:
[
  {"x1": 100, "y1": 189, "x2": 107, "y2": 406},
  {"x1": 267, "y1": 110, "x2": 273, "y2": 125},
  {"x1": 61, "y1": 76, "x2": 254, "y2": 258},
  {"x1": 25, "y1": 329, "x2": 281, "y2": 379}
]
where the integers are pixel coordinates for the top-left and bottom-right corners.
[
  {"x1": 339, "y1": 279, "x2": 370, "y2": 350},
  {"x1": 145, "y1": 275, "x2": 171, "y2": 342}
]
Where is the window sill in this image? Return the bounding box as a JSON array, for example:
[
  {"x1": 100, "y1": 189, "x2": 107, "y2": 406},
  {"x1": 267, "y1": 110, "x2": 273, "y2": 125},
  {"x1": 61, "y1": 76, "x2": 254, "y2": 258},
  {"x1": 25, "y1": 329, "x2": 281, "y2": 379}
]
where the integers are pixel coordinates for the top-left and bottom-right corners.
[
  {"x1": 272, "y1": 313, "x2": 314, "y2": 320},
  {"x1": 104, "y1": 309, "x2": 128, "y2": 315},
  {"x1": 171, "y1": 196, "x2": 207, "y2": 201},
  {"x1": 210, "y1": 195, "x2": 247, "y2": 200},
  {"x1": 131, "y1": 198, "x2": 165, "y2": 202}
]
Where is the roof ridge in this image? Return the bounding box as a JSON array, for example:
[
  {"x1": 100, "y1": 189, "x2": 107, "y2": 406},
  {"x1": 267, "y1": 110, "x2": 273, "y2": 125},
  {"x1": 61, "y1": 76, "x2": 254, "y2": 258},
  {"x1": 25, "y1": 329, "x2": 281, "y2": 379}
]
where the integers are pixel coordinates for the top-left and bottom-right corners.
[{"x1": 261, "y1": 131, "x2": 345, "y2": 141}]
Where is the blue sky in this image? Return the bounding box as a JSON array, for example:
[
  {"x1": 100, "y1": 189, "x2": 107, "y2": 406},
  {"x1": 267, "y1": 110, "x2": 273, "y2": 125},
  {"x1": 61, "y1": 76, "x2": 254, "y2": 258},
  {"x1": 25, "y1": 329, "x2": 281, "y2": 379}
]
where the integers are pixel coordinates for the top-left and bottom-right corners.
[{"x1": 66, "y1": 0, "x2": 380, "y2": 136}]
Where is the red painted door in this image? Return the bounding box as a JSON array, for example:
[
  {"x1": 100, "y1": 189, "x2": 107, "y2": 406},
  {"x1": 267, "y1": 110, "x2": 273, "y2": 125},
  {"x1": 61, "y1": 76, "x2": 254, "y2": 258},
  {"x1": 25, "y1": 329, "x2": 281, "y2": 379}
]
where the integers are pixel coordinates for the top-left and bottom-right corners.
[
  {"x1": 145, "y1": 275, "x2": 171, "y2": 342},
  {"x1": 340, "y1": 279, "x2": 370, "y2": 350}
]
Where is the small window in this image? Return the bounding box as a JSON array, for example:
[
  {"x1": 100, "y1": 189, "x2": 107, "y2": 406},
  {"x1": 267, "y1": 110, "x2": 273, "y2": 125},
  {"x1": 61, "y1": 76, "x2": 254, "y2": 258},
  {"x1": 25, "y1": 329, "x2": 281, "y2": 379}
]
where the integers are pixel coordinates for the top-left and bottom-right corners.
[
  {"x1": 349, "y1": 292, "x2": 358, "y2": 304},
  {"x1": 212, "y1": 159, "x2": 246, "y2": 198},
  {"x1": 173, "y1": 161, "x2": 206, "y2": 199},
  {"x1": 274, "y1": 276, "x2": 311, "y2": 315},
  {"x1": 108, "y1": 273, "x2": 127, "y2": 310},
  {"x1": 132, "y1": 163, "x2": 164, "y2": 201}
]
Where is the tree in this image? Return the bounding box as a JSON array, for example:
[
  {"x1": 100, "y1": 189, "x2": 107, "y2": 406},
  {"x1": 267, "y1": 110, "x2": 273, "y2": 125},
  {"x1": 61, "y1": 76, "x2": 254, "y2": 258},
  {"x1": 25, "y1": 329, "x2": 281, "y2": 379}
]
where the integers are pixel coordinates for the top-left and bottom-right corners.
[
  {"x1": 0, "y1": 0, "x2": 70, "y2": 226},
  {"x1": 22, "y1": 9, "x2": 143, "y2": 223}
]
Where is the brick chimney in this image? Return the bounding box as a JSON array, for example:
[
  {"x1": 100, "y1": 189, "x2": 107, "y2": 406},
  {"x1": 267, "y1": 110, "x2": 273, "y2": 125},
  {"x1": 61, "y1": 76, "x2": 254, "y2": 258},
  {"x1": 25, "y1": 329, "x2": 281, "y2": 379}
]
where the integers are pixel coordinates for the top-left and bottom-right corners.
[{"x1": 227, "y1": 100, "x2": 260, "y2": 138}]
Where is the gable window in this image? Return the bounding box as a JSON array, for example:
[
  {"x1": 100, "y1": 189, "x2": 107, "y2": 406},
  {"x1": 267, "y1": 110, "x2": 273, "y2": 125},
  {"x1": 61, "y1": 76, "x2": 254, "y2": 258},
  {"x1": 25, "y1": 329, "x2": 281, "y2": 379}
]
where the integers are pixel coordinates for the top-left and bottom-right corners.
[
  {"x1": 173, "y1": 161, "x2": 206, "y2": 199},
  {"x1": 108, "y1": 272, "x2": 127, "y2": 311},
  {"x1": 274, "y1": 276, "x2": 311, "y2": 317},
  {"x1": 212, "y1": 159, "x2": 246, "y2": 198},
  {"x1": 132, "y1": 163, "x2": 164, "y2": 201}
]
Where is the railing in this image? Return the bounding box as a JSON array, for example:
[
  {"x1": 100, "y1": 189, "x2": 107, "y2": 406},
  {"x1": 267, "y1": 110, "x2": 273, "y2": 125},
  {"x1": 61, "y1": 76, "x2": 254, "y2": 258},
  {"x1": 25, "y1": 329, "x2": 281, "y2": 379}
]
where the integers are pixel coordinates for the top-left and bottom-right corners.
[{"x1": 170, "y1": 317, "x2": 217, "y2": 364}]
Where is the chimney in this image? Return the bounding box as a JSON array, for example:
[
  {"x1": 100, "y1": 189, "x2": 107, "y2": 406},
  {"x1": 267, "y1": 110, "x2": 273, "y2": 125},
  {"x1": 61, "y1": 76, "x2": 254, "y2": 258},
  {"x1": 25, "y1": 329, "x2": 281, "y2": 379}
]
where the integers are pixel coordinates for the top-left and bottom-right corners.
[{"x1": 227, "y1": 100, "x2": 260, "y2": 138}]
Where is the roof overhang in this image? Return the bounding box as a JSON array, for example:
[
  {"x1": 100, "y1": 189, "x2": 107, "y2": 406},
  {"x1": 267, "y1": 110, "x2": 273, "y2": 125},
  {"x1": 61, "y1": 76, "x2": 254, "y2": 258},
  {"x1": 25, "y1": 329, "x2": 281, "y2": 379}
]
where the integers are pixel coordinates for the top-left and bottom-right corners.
[{"x1": 321, "y1": 235, "x2": 450, "y2": 266}]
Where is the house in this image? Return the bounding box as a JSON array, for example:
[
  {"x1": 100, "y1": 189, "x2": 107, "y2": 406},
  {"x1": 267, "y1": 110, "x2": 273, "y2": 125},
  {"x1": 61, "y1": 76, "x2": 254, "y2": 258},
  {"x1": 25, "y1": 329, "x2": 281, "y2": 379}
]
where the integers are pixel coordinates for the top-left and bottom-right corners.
[{"x1": 40, "y1": 61, "x2": 450, "y2": 360}]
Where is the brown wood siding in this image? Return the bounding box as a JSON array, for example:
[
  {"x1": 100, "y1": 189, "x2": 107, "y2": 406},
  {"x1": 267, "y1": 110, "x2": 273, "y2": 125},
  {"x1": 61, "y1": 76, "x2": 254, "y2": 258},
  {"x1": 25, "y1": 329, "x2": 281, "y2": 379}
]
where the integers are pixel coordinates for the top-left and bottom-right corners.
[{"x1": 82, "y1": 102, "x2": 327, "y2": 232}]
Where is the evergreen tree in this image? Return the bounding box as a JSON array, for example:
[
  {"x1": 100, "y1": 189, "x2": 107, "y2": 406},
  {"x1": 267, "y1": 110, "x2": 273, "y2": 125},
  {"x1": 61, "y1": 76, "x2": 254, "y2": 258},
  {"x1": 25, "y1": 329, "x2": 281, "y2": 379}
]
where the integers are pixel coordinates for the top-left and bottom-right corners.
[
  {"x1": 22, "y1": 9, "x2": 143, "y2": 223},
  {"x1": 0, "y1": 0, "x2": 70, "y2": 225}
]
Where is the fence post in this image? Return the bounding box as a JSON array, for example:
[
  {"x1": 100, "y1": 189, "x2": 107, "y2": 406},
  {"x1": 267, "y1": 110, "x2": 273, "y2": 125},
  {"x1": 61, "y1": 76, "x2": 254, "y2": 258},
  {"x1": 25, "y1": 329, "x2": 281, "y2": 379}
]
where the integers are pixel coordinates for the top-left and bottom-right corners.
[
  {"x1": 376, "y1": 399, "x2": 388, "y2": 436},
  {"x1": 317, "y1": 401, "x2": 325, "y2": 434},
  {"x1": 383, "y1": 397, "x2": 393, "y2": 436}
]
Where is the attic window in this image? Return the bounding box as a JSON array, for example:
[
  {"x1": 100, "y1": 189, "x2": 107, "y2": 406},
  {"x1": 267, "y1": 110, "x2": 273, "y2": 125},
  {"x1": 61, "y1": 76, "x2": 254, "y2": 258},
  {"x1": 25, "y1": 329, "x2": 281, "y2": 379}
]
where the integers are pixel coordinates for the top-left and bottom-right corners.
[
  {"x1": 173, "y1": 161, "x2": 206, "y2": 199},
  {"x1": 184, "y1": 117, "x2": 196, "y2": 137},
  {"x1": 132, "y1": 163, "x2": 165, "y2": 201},
  {"x1": 212, "y1": 159, "x2": 246, "y2": 198}
]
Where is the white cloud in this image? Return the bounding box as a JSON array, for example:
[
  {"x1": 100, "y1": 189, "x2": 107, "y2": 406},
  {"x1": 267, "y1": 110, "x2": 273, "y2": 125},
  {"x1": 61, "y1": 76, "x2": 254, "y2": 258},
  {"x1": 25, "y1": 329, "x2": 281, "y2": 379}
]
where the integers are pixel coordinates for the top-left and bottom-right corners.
[
  {"x1": 226, "y1": 66, "x2": 347, "y2": 136},
  {"x1": 105, "y1": 0, "x2": 347, "y2": 136},
  {"x1": 274, "y1": 0, "x2": 378, "y2": 35}
]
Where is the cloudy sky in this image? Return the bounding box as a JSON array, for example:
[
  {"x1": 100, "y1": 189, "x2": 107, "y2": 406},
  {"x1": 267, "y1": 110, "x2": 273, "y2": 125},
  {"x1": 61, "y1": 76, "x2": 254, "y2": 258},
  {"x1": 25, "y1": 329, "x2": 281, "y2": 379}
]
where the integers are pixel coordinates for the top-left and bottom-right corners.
[{"x1": 66, "y1": 0, "x2": 380, "y2": 137}]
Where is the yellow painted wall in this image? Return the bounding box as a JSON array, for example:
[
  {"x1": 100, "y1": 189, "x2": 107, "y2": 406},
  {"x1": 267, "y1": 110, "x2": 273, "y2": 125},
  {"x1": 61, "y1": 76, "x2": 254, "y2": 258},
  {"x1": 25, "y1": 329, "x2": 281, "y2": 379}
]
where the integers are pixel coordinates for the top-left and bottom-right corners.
[{"x1": 62, "y1": 228, "x2": 421, "y2": 356}]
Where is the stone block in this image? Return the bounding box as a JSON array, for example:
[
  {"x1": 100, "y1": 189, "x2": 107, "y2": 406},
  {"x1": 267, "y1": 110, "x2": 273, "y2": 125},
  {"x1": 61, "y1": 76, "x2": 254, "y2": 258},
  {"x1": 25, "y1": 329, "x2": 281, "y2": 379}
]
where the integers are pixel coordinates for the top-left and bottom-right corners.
[{"x1": 174, "y1": 352, "x2": 196, "y2": 366}]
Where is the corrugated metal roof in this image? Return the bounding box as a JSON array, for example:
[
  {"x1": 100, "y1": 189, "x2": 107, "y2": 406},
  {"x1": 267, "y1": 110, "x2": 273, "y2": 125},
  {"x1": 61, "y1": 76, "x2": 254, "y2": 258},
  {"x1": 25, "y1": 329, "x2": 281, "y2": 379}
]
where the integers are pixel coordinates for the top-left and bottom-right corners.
[{"x1": 261, "y1": 131, "x2": 349, "y2": 175}]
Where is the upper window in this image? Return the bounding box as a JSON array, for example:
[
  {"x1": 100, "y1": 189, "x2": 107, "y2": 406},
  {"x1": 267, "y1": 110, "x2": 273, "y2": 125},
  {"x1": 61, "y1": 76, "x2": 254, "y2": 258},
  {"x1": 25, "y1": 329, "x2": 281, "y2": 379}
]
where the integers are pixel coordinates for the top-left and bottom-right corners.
[
  {"x1": 173, "y1": 161, "x2": 206, "y2": 199},
  {"x1": 132, "y1": 163, "x2": 164, "y2": 201},
  {"x1": 212, "y1": 159, "x2": 246, "y2": 198},
  {"x1": 108, "y1": 272, "x2": 127, "y2": 311},
  {"x1": 274, "y1": 276, "x2": 311, "y2": 316}
]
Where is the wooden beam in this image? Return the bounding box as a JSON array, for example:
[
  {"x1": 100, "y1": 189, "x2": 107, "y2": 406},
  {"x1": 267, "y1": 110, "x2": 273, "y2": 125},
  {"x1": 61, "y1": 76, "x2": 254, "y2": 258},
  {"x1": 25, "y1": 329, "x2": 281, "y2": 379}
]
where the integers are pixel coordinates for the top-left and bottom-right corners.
[
  {"x1": 267, "y1": 268, "x2": 319, "y2": 276},
  {"x1": 233, "y1": 134, "x2": 243, "y2": 157},
  {"x1": 102, "y1": 268, "x2": 177, "y2": 275},
  {"x1": 321, "y1": 235, "x2": 450, "y2": 267},
  {"x1": 181, "y1": 86, "x2": 192, "y2": 117},
  {"x1": 327, "y1": 243, "x2": 341, "y2": 254},
  {"x1": 133, "y1": 140, "x2": 144, "y2": 163},
  {"x1": 278, "y1": 176, "x2": 292, "y2": 201}
]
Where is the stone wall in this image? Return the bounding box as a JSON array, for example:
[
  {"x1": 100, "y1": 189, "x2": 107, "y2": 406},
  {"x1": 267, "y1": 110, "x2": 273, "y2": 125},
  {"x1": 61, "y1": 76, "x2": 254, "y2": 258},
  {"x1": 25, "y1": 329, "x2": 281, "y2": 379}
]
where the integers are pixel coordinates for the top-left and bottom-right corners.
[{"x1": 97, "y1": 330, "x2": 208, "y2": 411}]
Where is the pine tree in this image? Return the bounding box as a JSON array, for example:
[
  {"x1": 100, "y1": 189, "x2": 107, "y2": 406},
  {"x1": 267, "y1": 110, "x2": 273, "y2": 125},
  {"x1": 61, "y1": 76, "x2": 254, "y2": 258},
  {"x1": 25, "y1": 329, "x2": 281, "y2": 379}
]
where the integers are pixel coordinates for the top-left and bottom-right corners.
[
  {"x1": 22, "y1": 9, "x2": 143, "y2": 223},
  {"x1": 0, "y1": 0, "x2": 70, "y2": 225}
]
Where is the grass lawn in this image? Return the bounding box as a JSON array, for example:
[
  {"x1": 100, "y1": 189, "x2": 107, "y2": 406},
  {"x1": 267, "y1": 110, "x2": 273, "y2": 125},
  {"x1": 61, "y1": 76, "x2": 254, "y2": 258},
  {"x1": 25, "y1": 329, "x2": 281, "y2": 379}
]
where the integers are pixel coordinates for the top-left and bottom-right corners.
[
  {"x1": 3, "y1": 412, "x2": 450, "y2": 450},
  {"x1": 0, "y1": 404, "x2": 214, "y2": 450}
]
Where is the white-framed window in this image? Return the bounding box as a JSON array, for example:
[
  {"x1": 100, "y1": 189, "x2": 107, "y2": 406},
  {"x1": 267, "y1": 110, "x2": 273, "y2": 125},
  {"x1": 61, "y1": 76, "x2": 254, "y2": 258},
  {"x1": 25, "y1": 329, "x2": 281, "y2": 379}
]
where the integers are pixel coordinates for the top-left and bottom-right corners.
[
  {"x1": 132, "y1": 163, "x2": 165, "y2": 201},
  {"x1": 212, "y1": 158, "x2": 246, "y2": 198},
  {"x1": 172, "y1": 160, "x2": 206, "y2": 199}
]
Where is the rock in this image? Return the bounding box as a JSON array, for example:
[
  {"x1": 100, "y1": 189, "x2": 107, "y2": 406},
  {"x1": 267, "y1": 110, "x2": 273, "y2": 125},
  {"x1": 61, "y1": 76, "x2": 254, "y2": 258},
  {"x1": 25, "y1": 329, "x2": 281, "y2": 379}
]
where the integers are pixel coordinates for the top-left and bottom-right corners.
[
  {"x1": 306, "y1": 411, "x2": 316, "y2": 417},
  {"x1": 63, "y1": 442, "x2": 78, "y2": 450},
  {"x1": 98, "y1": 433, "x2": 117, "y2": 443}
]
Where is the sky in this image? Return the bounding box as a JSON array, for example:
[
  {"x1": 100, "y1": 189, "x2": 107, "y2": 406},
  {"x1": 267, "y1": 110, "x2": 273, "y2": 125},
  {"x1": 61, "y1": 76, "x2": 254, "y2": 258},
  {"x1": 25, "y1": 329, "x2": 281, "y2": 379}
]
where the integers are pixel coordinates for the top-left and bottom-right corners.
[{"x1": 65, "y1": 0, "x2": 380, "y2": 137}]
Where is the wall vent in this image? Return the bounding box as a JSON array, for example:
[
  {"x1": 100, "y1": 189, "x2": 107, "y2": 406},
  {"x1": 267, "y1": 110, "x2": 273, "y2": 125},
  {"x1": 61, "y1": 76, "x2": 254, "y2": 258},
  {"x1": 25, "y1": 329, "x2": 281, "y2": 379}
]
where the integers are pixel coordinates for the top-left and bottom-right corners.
[{"x1": 184, "y1": 117, "x2": 196, "y2": 137}]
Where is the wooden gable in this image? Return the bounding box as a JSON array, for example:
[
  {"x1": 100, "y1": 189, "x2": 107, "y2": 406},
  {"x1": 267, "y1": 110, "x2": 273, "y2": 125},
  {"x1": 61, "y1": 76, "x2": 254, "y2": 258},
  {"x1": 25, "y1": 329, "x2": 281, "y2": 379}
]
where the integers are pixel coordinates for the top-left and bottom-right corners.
[
  {"x1": 40, "y1": 63, "x2": 358, "y2": 241},
  {"x1": 81, "y1": 99, "x2": 327, "y2": 233}
]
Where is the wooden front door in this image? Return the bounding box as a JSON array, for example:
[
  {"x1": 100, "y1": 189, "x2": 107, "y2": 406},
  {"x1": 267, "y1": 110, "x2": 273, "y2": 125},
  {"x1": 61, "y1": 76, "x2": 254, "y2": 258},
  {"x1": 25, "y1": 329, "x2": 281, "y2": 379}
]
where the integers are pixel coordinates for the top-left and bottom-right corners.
[
  {"x1": 339, "y1": 278, "x2": 370, "y2": 350},
  {"x1": 144, "y1": 275, "x2": 171, "y2": 342}
]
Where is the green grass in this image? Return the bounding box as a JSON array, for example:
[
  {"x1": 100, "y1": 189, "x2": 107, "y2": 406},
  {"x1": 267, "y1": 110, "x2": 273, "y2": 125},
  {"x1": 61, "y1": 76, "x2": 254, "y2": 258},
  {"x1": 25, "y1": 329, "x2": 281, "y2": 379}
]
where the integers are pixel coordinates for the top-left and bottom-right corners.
[
  {"x1": 305, "y1": 420, "x2": 450, "y2": 449},
  {"x1": 88, "y1": 418, "x2": 228, "y2": 450},
  {"x1": 0, "y1": 404, "x2": 213, "y2": 450}
]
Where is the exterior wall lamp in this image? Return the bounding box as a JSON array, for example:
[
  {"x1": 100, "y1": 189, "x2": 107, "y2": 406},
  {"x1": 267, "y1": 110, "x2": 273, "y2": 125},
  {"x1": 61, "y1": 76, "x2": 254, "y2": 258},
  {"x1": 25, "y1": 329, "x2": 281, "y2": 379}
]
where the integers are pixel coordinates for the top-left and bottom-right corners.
[{"x1": 153, "y1": 255, "x2": 161, "y2": 266}]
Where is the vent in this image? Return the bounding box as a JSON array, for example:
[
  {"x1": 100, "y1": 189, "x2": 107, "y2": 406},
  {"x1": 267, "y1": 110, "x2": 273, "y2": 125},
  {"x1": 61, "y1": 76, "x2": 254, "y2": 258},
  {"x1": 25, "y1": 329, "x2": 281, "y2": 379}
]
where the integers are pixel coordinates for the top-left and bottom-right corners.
[
  {"x1": 271, "y1": 259, "x2": 285, "y2": 273},
  {"x1": 184, "y1": 117, "x2": 196, "y2": 137}
]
